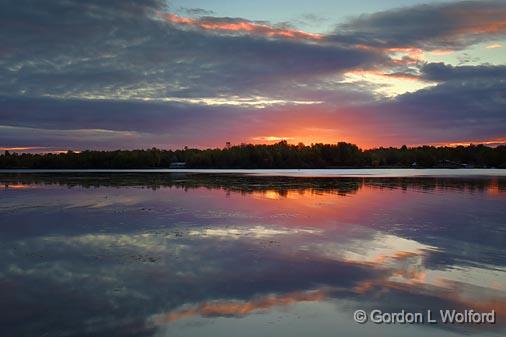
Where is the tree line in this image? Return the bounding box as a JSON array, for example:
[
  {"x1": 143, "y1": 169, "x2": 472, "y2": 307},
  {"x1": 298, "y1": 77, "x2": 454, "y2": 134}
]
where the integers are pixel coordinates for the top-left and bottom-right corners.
[{"x1": 1, "y1": 141, "x2": 505, "y2": 169}]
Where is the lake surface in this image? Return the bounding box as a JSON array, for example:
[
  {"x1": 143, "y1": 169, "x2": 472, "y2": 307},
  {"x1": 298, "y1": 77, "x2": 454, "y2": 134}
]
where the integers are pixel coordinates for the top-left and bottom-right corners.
[
  {"x1": 2, "y1": 168, "x2": 506, "y2": 177},
  {"x1": 1, "y1": 172, "x2": 505, "y2": 337}
]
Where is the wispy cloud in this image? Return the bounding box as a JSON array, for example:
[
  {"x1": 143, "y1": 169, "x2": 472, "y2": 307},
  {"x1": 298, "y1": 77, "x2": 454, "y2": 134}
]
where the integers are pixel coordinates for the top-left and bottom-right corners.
[{"x1": 162, "y1": 13, "x2": 323, "y2": 40}]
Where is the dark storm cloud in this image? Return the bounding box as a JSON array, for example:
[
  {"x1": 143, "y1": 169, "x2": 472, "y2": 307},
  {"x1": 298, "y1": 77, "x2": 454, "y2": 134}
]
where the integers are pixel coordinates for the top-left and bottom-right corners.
[{"x1": 332, "y1": 0, "x2": 506, "y2": 50}]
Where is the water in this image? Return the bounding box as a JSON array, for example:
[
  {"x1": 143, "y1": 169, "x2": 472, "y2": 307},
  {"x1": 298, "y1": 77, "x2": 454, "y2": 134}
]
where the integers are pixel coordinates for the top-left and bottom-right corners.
[
  {"x1": 2, "y1": 168, "x2": 506, "y2": 177},
  {"x1": 1, "y1": 172, "x2": 505, "y2": 337}
]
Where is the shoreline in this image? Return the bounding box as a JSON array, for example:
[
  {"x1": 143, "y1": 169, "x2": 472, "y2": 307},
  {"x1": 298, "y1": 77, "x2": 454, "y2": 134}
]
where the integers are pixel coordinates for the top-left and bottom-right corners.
[{"x1": 1, "y1": 168, "x2": 505, "y2": 178}]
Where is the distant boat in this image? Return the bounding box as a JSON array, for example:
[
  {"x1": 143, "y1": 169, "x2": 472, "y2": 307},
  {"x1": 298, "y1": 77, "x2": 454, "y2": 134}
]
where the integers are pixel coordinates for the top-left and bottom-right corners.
[{"x1": 169, "y1": 162, "x2": 186, "y2": 168}]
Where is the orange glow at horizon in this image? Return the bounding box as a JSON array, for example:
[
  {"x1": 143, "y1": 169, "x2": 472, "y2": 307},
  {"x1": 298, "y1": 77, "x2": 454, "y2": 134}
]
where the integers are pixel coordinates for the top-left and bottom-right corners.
[
  {"x1": 251, "y1": 136, "x2": 295, "y2": 142},
  {"x1": 243, "y1": 111, "x2": 377, "y2": 149},
  {"x1": 249, "y1": 135, "x2": 371, "y2": 148},
  {"x1": 0, "y1": 146, "x2": 44, "y2": 151},
  {"x1": 247, "y1": 133, "x2": 382, "y2": 150},
  {"x1": 0, "y1": 147, "x2": 81, "y2": 154},
  {"x1": 428, "y1": 137, "x2": 506, "y2": 148}
]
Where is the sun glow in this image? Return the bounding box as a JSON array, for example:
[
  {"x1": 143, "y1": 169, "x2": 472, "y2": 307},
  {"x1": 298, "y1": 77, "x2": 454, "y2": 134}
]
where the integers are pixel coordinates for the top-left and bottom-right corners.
[{"x1": 341, "y1": 69, "x2": 436, "y2": 97}]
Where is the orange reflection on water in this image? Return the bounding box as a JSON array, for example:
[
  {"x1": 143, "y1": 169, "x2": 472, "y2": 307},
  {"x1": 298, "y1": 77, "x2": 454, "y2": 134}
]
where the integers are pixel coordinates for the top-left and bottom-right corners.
[
  {"x1": 220, "y1": 184, "x2": 387, "y2": 230},
  {"x1": 151, "y1": 290, "x2": 327, "y2": 325},
  {"x1": 4, "y1": 184, "x2": 31, "y2": 190},
  {"x1": 346, "y1": 242, "x2": 506, "y2": 321},
  {"x1": 487, "y1": 177, "x2": 501, "y2": 195}
]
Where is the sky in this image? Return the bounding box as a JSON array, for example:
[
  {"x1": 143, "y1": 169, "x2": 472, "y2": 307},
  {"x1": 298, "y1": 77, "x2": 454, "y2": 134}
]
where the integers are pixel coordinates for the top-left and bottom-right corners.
[{"x1": 0, "y1": 0, "x2": 505, "y2": 152}]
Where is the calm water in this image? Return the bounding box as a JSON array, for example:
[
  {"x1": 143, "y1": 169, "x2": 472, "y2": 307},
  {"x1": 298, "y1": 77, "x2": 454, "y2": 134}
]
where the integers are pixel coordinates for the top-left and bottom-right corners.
[
  {"x1": 1, "y1": 172, "x2": 505, "y2": 337},
  {"x1": 2, "y1": 168, "x2": 506, "y2": 177}
]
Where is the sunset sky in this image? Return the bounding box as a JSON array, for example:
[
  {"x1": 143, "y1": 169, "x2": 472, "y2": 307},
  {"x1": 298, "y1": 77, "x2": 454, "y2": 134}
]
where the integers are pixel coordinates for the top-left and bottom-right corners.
[{"x1": 1, "y1": 0, "x2": 505, "y2": 152}]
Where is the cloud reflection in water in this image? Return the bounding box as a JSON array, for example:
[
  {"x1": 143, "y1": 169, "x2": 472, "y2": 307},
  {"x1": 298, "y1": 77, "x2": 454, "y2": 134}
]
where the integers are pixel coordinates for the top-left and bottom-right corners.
[{"x1": 0, "y1": 174, "x2": 505, "y2": 337}]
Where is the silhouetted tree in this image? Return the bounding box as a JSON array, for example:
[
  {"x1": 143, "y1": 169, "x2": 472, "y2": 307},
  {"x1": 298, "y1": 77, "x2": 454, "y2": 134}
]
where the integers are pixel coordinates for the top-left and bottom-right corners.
[{"x1": 0, "y1": 143, "x2": 505, "y2": 169}]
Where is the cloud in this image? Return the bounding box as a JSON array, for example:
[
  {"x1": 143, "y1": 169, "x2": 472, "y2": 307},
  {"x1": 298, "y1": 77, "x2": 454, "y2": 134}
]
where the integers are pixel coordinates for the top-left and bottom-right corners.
[
  {"x1": 162, "y1": 14, "x2": 323, "y2": 40},
  {"x1": 0, "y1": 0, "x2": 381, "y2": 104},
  {"x1": 421, "y1": 63, "x2": 506, "y2": 82},
  {"x1": 365, "y1": 63, "x2": 506, "y2": 143},
  {"x1": 0, "y1": 0, "x2": 504, "y2": 149},
  {"x1": 332, "y1": 0, "x2": 506, "y2": 50},
  {"x1": 0, "y1": 124, "x2": 146, "y2": 149}
]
